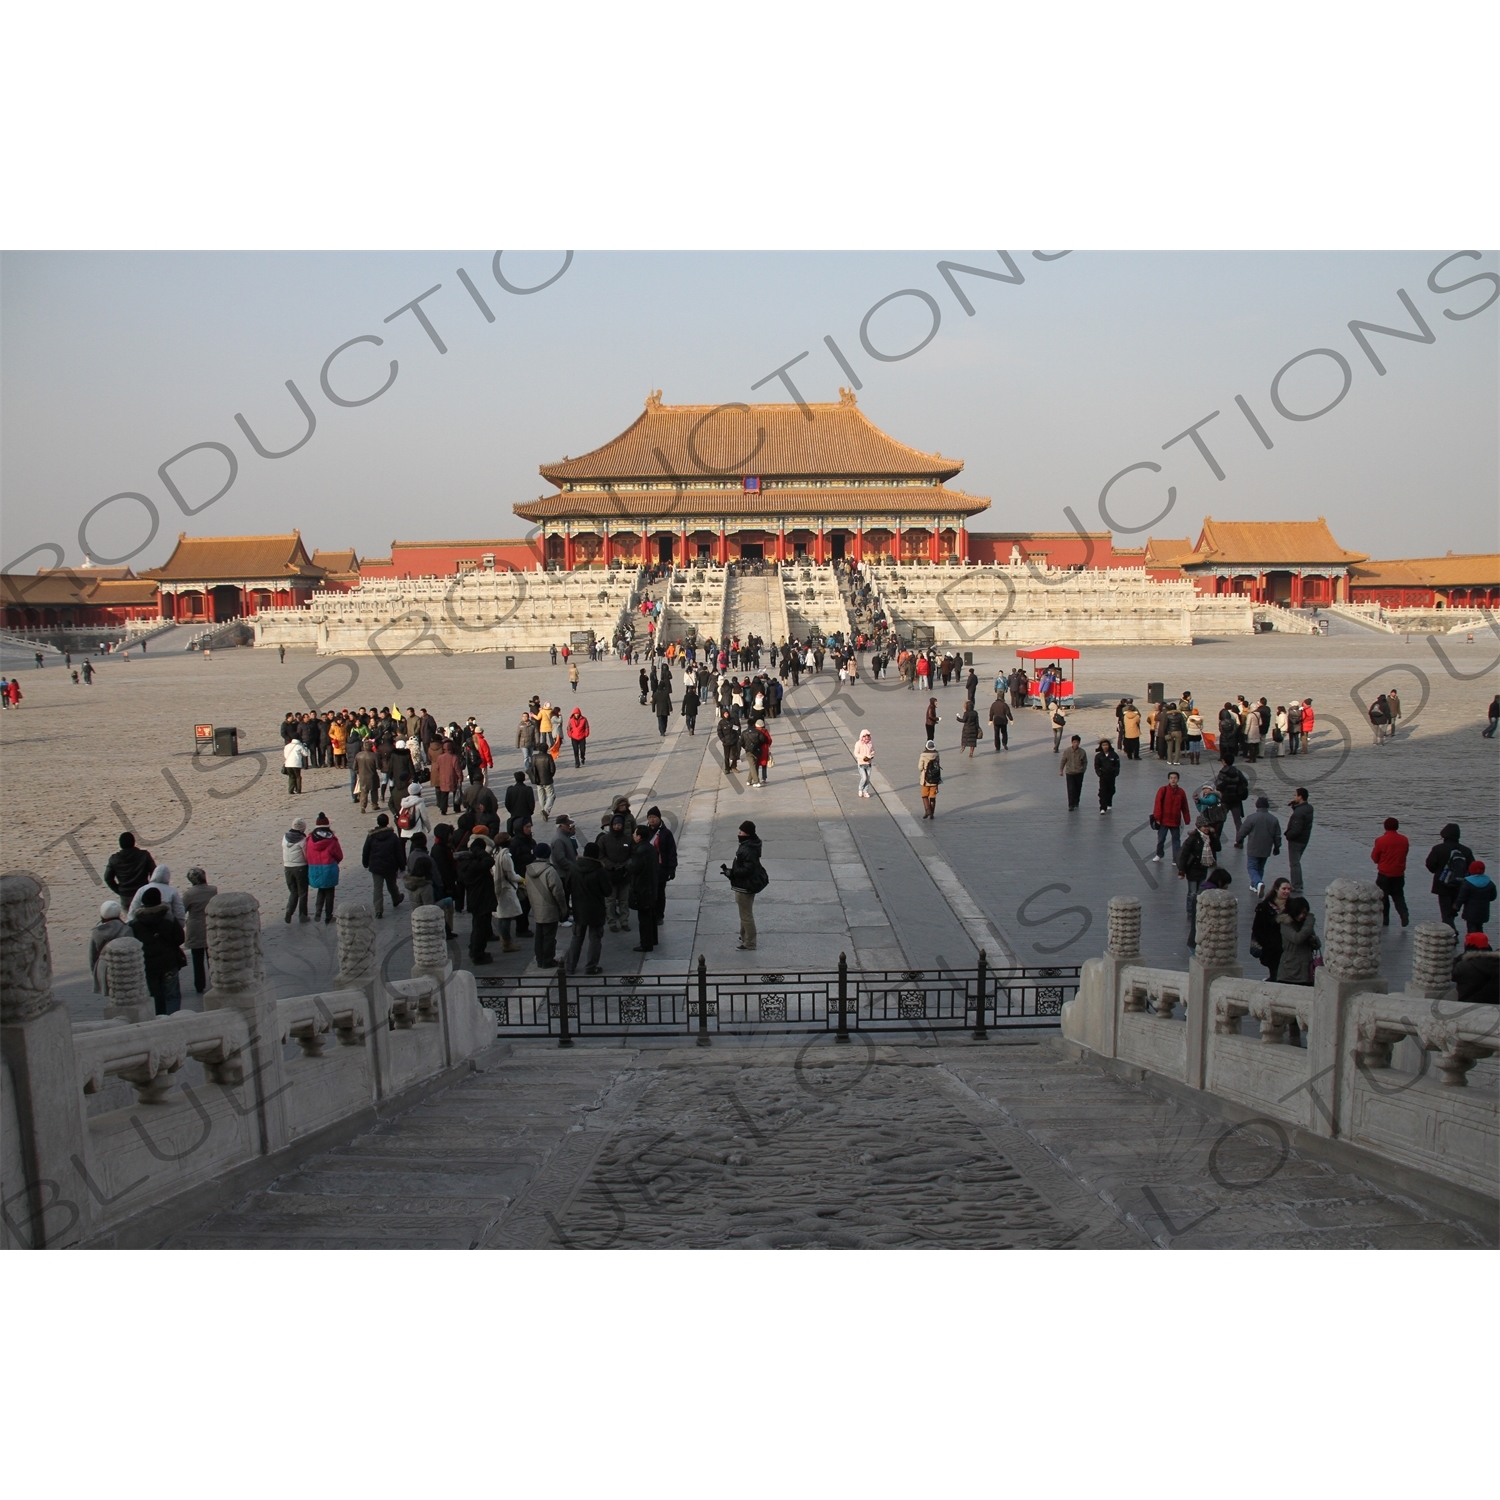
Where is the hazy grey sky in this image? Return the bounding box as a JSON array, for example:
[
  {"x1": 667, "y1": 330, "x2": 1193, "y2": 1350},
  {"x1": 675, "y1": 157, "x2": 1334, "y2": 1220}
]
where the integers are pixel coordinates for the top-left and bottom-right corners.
[{"x1": 2, "y1": 250, "x2": 1496, "y2": 571}]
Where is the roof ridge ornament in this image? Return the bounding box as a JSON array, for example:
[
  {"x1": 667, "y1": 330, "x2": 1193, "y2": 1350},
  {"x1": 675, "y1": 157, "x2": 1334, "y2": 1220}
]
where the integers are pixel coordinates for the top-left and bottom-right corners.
[
  {"x1": 645, "y1": 389, "x2": 663, "y2": 411},
  {"x1": 838, "y1": 387, "x2": 858, "y2": 407}
]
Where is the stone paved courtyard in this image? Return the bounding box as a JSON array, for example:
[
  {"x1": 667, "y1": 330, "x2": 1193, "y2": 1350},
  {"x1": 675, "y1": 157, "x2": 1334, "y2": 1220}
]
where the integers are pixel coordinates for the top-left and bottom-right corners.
[{"x1": 153, "y1": 1035, "x2": 1493, "y2": 1249}]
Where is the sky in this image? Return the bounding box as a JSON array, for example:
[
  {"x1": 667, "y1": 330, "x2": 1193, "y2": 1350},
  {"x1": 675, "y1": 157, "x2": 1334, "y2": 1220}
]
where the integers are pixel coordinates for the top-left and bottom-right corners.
[{"x1": 2, "y1": 249, "x2": 1496, "y2": 572}]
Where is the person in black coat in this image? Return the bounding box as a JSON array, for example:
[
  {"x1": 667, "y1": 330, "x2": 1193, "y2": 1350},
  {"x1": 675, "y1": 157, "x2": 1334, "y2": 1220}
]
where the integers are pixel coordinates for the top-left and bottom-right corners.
[
  {"x1": 627, "y1": 826, "x2": 660, "y2": 951},
  {"x1": 504, "y1": 771, "x2": 535, "y2": 836},
  {"x1": 646, "y1": 807, "x2": 677, "y2": 928},
  {"x1": 1425, "y1": 822, "x2": 1475, "y2": 928},
  {"x1": 1214, "y1": 760, "x2": 1250, "y2": 839},
  {"x1": 454, "y1": 833, "x2": 498, "y2": 963},
  {"x1": 1251, "y1": 879, "x2": 1291, "y2": 979},
  {"x1": 566, "y1": 844, "x2": 613, "y2": 974},
  {"x1": 1094, "y1": 740, "x2": 1120, "y2": 811},
  {"x1": 652, "y1": 682, "x2": 674, "y2": 737},
  {"x1": 361, "y1": 814, "x2": 406, "y2": 917},
  {"x1": 104, "y1": 831, "x2": 156, "y2": 909},
  {"x1": 1177, "y1": 819, "x2": 1214, "y2": 947},
  {"x1": 683, "y1": 684, "x2": 700, "y2": 735},
  {"x1": 717, "y1": 710, "x2": 741, "y2": 772},
  {"x1": 129, "y1": 887, "x2": 185, "y2": 1015}
]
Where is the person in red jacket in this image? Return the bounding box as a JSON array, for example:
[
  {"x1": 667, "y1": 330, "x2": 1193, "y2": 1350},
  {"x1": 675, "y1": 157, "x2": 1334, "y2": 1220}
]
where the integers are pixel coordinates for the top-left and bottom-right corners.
[
  {"x1": 1370, "y1": 815, "x2": 1410, "y2": 928},
  {"x1": 473, "y1": 728, "x2": 494, "y2": 782},
  {"x1": 566, "y1": 706, "x2": 590, "y2": 767},
  {"x1": 1300, "y1": 698, "x2": 1315, "y2": 750},
  {"x1": 1151, "y1": 771, "x2": 1191, "y2": 862}
]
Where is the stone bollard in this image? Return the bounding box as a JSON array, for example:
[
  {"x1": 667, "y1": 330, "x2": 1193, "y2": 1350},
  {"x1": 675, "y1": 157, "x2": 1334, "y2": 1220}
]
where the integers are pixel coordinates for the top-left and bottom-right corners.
[
  {"x1": 1186, "y1": 890, "x2": 1241, "y2": 1089},
  {"x1": 1322, "y1": 878, "x2": 1383, "y2": 983},
  {"x1": 102, "y1": 939, "x2": 153, "y2": 1024},
  {"x1": 1407, "y1": 922, "x2": 1456, "y2": 999},
  {"x1": 1107, "y1": 896, "x2": 1142, "y2": 958},
  {"x1": 334, "y1": 902, "x2": 389, "y2": 1101},
  {"x1": 1307, "y1": 879, "x2": 1389, "y2": 1140},
  {"x1": 335, "y1": 903, "x2": 378, "y2": 993},
  {"x1": 1, "y1": 872, "x2": 91, "y2": 1247},
  {"x1": 202, "y1": 892, "x2": 287, "y2": 1155},
  {"x1": 410, "y1": 905, "x2": 453, "y2": 982},
  {"x1": 1194, "y1": 890, "x2": 1238, "y2": 971}
]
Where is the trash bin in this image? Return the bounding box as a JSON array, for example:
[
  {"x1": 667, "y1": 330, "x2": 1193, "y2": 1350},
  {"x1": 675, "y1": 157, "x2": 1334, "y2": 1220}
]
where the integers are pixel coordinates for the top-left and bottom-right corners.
[
  {"x1": 1146, "y1": 681, "x2": 1164, "y2": 704},
  {"x1": 963, "y1": 651, "x2": 973, "y2": 665},
  {"x1": 505, "y1": 654, "x2": 515, "y2": 670},
  {"x1": 213, "y1": 726, "x2": 239, "y2": 757}
]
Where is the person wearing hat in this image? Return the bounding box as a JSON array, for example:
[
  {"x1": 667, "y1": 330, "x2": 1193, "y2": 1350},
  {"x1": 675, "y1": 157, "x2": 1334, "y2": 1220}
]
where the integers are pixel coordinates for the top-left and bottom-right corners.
[
  {"x1": 566, "y1": 842, "x2": 611, "y2": 975},
  {"x1": 1369, "y1": 817, "x2": 1410, "y2": 928},
  {"x1": 525, "y1": 841, "x2": 568, "y2": 967},
  {"x1": 182, "y1": 867, "x2": 218, "y2": 991},
  {"x1": 88, "y1": 900, "x2": 131, "y2": 994},
  {"x1": 306, "y1": 813, "x2": 344, "y2": 924},
  {"x1": 1284, "y1": 788, "x2": 1314, "y2": 894},
  {"x1": 551, "y1": 814, "x2": 579, "y2": 897},
  {"x1": 918, "y1": 740, "x2": 942, "y2": 819},
  {"x1": 1235, "y1": 796, "x2": 1283, "y2": 897},
  {"x1": 282, "y1": 816, "x2": 311, "y2": 922},
  {"x1": 1460, "y1": 861, "x2": 1497, "y2": 936},
  {"x1": 454, "y1": 830, "x2": 498, "y2": 964},
  {"x1": 1093, "y1": 738, "x2": 1120, "y2": 813},
  {"x1": 129, "y1": 887, "x2": 186, "y2": 1015},
  {"x1": 1452, "y1": 932, "x2": 1498, "y2": 1005},
  {"x1": 721, "y1": 820, "x2": 767, "y2": 950}
]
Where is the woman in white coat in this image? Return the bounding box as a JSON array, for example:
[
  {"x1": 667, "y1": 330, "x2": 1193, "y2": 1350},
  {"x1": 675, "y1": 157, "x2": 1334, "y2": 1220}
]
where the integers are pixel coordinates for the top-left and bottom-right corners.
[
  {"x1": 491, "y1": 831, "x2": 525, "y2": 953},
  {"x1": 853, "y1": 730, "x2": 876, "y2": 798}
]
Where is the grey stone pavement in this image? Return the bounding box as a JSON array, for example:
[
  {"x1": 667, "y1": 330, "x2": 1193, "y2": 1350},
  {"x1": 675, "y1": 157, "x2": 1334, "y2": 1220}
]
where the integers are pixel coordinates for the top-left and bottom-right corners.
[
  {"x1": 159, "y1": 1036, "x2": 1495, "y2": 1249},
  {"x1": 4, "y1": 625, "x2": 1496, "y2": 1248}
]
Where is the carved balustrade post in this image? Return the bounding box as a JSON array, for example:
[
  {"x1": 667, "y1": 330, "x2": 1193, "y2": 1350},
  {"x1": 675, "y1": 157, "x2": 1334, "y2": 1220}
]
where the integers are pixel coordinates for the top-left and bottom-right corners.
[
  {"x1": 1306, "y1": 879, "x2": 1389, "y2": 1140},
  {"x1": 1186, "y1": 890, "x2": 1240, "y2": 1090},
  {"x1": 335, "y1": 902, "x2": 389, "y2": 1101},
  {"x1": 0, "y1": 873, "x2": 92, "y2": 1248},
  {"x1": 202, "y1": 892, "x2": 287, "y2": 1154},
  {"x1": 102, "y1": 939, "x2": 154, "y2": 1024}
]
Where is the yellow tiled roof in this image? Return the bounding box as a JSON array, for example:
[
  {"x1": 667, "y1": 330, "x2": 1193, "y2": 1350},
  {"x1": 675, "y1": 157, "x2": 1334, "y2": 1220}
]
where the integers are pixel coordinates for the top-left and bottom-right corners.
[
  {"x1": 1350, "y1": 554, "x2": 1499, "y2": 588},
  {"x1": 142, "y1": 532, "x2": 325, "y2": 582},
  {"x1": 1184, "y1": 518, "x2": 1366, "y2": 568},
  {"x1": 539, "y1": 391, "x2": 963, "y2": 482}
]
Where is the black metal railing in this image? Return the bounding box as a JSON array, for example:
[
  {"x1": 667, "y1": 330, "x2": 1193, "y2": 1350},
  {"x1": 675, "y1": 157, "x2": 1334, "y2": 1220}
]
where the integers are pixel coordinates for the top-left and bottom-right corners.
[{"x1": 474, "y1": 951, "x2": 1079, "y2": 1044}]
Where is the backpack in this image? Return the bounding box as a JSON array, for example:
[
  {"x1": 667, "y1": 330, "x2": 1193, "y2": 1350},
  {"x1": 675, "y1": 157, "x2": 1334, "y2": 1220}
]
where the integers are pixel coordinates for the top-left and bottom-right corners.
[
  {"x1": 923, "y1": 757, "x2": 942, "y2": 786},
  {"x1": 746, "y1": 862, "x2": 770, "y2": 894},
  {"x1": 1440, "y1": 847, "x2": 1469, "y2": 887},
  {"x1": 396, "y1": 804, "x2": 416, "y2": 832}
]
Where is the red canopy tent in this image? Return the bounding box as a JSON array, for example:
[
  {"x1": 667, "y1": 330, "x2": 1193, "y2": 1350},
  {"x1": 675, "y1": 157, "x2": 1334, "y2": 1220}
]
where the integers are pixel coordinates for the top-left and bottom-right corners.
[{"x1": 1016, "y1": 645, "x2": 1079, "y2": 707}]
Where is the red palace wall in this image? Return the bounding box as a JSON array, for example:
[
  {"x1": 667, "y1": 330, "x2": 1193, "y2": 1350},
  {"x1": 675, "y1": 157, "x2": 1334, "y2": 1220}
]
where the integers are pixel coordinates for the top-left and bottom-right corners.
[
  {"x1": 359, "y1": 540, "x2": 545, "y2": 579},
  {"x1": 966, "y1": 532, "x2": 1149, "y2": 570}
]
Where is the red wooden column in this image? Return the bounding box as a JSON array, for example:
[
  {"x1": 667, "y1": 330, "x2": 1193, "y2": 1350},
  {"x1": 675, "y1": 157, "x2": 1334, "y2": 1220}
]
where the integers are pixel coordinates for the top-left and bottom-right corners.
[
  {"x1": 853, "y1": 525, "x2": 864, "y2": 563},
  {"x1": 719, "y1": 525, "x2": 728, "y2": 565},
  {"x1": 929, "y1": 528, "x2": 940, "y2": 564},
  {"x1": 601, "y1": 528, "x2": 612, "y2": 568},
  {"x1": 957, "y1": 526, "x2": 969, "y2": 562},
  {"x1": 563, "y1": 532, "x2": 577, "y2": 571},
  {"x1": 1291, "y1": 572, "x2": 1303, "y2": 607},
  {"x1": 894, "y1": 523, "x2": 903, "y2": 564},
  {"x1": 815, "y1": 525, "x2": 825, "y2": 565}
]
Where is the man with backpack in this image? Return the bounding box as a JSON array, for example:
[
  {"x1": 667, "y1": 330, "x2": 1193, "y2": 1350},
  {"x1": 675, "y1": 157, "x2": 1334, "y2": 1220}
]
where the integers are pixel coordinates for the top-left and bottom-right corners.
[
  {"x1": 918, "y1": 740, "x2": 942, "y2": 818},
  {"x1": 722, "y1": 819, "x2": 768, "y2": 951},
  {"x1": 1215, "y1": 759, "x2": 1250, "y2": 839},
  {"x1": 1425, "y1": 823, "x2": 1474, "y2": 929}
]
